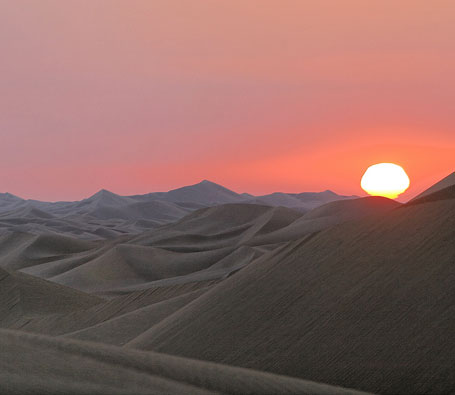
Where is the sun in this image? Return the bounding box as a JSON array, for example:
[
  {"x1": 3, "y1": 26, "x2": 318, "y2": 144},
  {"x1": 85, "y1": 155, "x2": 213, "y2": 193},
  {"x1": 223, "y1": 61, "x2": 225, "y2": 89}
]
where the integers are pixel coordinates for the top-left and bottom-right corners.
[{"x1": 361, "y1": 163, "x2": 410, "y2": 199}]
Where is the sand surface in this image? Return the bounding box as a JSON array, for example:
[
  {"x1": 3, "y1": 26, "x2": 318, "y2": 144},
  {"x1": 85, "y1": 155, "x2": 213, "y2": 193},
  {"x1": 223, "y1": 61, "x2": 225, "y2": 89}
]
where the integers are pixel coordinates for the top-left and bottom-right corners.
[{"x1": 0, "y1": 177, "x2": 453, "y2": 393}]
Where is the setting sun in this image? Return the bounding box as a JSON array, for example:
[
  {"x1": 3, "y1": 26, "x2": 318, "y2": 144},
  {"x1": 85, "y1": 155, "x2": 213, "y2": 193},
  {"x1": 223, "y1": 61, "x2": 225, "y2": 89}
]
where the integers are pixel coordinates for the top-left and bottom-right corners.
[{"x1": 361, "y1": 163, "x2": 410, "y2": 199}]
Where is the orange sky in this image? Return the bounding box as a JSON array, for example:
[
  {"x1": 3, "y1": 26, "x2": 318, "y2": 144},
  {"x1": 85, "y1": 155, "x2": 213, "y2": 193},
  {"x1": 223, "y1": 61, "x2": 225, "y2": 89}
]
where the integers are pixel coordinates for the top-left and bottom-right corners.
[{"x1": 0, "y1": 0, "x2": 453, "y2": 201}]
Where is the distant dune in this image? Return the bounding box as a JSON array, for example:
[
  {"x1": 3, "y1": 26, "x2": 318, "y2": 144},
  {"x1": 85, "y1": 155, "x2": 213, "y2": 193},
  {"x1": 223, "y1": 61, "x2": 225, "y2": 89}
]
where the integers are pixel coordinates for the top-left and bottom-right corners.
[{"x1": 0, "y1": 180, "x2": 356, "y2": 239}]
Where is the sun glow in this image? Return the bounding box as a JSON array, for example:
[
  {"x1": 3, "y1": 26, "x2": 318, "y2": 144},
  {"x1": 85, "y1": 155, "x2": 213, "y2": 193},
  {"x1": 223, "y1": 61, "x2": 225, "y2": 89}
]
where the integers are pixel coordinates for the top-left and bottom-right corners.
[{"x1": 361, "y1": 163, "x2": 410, "y2": 199}]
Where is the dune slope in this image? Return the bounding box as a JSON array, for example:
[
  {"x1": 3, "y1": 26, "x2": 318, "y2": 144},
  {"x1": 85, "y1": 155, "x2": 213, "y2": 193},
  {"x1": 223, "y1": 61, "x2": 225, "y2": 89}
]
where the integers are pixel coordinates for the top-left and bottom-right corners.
[
  {"x1": 127, "y1": 194, "x2": 455, "y2": 394},
  {"x1": 0, "y1": 328, "x2": 365, "y2": 395}
]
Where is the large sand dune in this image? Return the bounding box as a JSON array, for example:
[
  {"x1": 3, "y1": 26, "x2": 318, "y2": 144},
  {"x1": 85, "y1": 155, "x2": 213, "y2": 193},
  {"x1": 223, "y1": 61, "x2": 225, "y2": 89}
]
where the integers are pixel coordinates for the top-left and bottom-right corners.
[{"x1": 125, "y1": 192, "x2": 454, "y2": 394}]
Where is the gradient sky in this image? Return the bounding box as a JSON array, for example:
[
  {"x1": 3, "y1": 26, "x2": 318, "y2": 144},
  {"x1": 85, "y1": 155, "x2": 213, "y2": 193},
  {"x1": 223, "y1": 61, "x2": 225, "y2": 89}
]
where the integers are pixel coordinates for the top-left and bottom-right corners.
[{"x1": 1, "y1": 0, "x2": 454, "y2": 201}]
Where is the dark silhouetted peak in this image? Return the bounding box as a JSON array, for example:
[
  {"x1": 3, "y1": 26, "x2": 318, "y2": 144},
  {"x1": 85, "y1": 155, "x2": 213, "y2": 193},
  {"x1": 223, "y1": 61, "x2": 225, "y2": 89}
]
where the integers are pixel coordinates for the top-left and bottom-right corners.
[
  {"x1": 0, "y1": 192, "x2": 23, "y2": 202},
  {"x1": 82, "y1": 189, "x2": 134, "y2": 207},
  {"x1": 193, "y1": 180, "x2": 233, "y2": 191},
  {"x1": 321, "y1": 189, "x2": 337, "y2": 195},
  {"x1": 160, "y1": 180, "x2": 244, "y2": 205},
  {"x1": 87, "y1": 189, "x2": 122, "y2": 200},
  {"x1": 92, "y1": 189, "x2": 116, "y2": 197},
  {"x1": 198, "y1": 179, "x2": 215, "y2": 185}
]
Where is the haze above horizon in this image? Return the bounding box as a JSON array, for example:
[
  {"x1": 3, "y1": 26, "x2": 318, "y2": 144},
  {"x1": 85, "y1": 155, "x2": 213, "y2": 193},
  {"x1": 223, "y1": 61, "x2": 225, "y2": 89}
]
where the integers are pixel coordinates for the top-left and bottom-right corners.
[{"x1": 1, "y1": 1, "x2": 454, "y2": 201}]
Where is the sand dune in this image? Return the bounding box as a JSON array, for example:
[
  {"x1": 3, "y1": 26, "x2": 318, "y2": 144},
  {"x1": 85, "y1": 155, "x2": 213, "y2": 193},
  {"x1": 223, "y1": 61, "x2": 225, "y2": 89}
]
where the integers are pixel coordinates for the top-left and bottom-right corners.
[
  {"x1": 0, "y1": 175, "x2": 453, "y2": 393},
  {"x1": 64, "y1": 288, "x2": 209, "y2": 345},
  {"x1": 0, "y1": 198, "x2": 191, "y2": 239},
  {"x1": 6, "y1": 200, "x2": 390, "y2": 295},
  {"x1": 0, "y1": 195, "x2": 401, "y2": 335},
  {"x1": 0, "y1": 328, "x2": 365, "y2": 394},
  {"x1": 0, "y1": 232, "x2": 98, "y2": 270},
  {"x1": 126, "y1": 192, "x2": 455, "y2": 394},
  {"x1": 249, "y1": 190, "x2": 358, "y2": 211},
  {"x1": 0, "y1": 197, "x2": 404, "y2": 297},
  {"x1": 0, "y1": 204, "x2": 298, "y2": 295},
  {"x1": 406, "y1": 183, "x2": 455, "y2": 206},
  {"x1": 47, "y1": 244, "x2": 236, "y2": 294},
  {"x1": 3, "y1": 281, "x2": 217, "y2": 340},
  {"x1": 129, "y1": 204, "x2": 302, "y2": 249},
  {"x1": 411, "y1": 171, "x2": 455, "y2": 201},
  {"x1": 246, "y1": 196, "x2": 400, "y2": 245},
  {"x1": 0, "y1": 266, "x2": 102, "y2": 328}
]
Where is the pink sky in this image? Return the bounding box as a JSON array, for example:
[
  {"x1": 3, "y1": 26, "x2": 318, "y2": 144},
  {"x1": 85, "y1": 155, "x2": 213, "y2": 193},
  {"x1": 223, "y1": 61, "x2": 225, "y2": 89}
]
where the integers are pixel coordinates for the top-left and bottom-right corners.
[{"x1": 0, "y1": 0, "x2": 454, "y2": 201}]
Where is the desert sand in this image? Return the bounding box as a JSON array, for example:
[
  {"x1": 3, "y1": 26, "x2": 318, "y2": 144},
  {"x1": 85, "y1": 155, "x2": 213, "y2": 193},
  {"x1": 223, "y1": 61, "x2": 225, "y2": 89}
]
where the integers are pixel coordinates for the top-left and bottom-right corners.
[{"x1": 0, "y1": 176, "x2": 454, "y2": 394}]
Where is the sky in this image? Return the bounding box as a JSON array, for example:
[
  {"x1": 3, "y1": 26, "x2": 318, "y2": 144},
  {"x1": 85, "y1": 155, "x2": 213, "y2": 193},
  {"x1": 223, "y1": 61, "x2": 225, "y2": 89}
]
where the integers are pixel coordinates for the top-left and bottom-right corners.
[{"x1": 0, "y1": 0, "x2": 454, "y2": 201}]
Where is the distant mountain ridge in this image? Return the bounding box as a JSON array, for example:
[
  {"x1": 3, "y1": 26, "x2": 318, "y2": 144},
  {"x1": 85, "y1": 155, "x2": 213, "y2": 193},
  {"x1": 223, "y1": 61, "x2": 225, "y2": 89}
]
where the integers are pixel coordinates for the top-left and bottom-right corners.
[
  {"x1": 1, "y1": 174, "x2": 453, "y2": 239},
  {"x1": 0, "y1": 179, "x2": 356, "y2": 207},
  {"x1": 0, "y1": 180, "x2": 358, "y2": 238},
  {"x1": 136, "y1": 180, "x2": 245, "y2": 205}
]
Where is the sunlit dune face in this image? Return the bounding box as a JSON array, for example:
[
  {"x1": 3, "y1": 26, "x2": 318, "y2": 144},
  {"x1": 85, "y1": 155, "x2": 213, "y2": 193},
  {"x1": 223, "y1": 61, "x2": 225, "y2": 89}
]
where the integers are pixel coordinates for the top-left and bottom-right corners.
[{"x1": 361, "y1": 163, "x2": 410, "y2": 199}]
